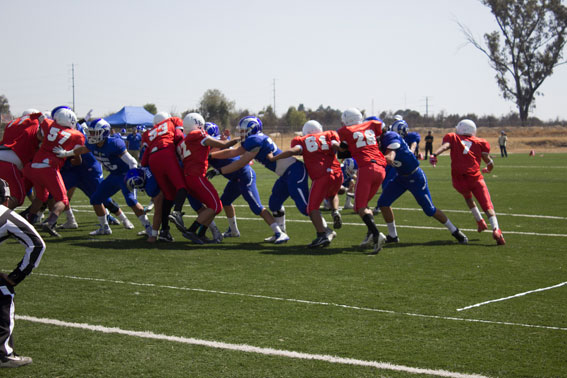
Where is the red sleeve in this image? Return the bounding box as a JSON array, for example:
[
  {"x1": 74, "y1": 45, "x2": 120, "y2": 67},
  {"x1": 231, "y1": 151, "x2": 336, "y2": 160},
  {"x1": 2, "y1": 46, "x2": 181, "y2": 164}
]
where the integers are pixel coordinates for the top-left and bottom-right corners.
[
  {"x1": 290, "y1": 136, "x2": 302, "y2": 149},
  {"x1": 481, "y1": 138, "x2": 490, "y2": 153},
  {"x1": 173, "y1": 127, "x2": 185, "y2": 146}
]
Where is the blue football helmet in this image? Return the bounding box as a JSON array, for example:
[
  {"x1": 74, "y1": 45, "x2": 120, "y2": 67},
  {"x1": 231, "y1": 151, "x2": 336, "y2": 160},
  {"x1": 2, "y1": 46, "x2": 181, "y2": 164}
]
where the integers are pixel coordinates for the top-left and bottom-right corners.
[
  {"x1": 87, "y1": 118, "x2": 111, "y2": 144},
  {"x1": 237, "y1": 116, "x2": 262, "y2": 138},
  {"x1": 124, "y1": 168, "x2": 146, "y2": 192},
  {"x1": 343, "y1": 158, "x2": 358, "y2": 177},
  {"x1": 390, "y1": 120, "x2": 409, "y2": 137},
  {"x1": 204, "y1": 122, "x2": 220, "y2": 138}
]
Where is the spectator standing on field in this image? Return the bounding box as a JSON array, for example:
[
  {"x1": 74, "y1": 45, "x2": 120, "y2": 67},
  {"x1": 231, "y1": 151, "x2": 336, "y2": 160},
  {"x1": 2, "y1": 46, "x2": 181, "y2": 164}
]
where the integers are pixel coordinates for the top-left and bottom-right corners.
[
  {"x1": 498, "y1": 130, "x2": 508, "y2": 158},
  {"x1": 0, "y1": 178, "x2": 46, "y2": 368},
  {"x1": 424, "y1": 130, "x2": 434, "y2": 159},
  {"x1": 126, "y1": 126, "x2": 143, "y2": 160}
]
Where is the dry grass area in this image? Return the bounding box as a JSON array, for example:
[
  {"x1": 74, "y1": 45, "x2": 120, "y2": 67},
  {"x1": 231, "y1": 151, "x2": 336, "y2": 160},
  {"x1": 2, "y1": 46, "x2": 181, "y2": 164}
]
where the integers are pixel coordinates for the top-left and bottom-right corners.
[{"x1": 269, "y1": 126, "x2": 567, "y2": 154}]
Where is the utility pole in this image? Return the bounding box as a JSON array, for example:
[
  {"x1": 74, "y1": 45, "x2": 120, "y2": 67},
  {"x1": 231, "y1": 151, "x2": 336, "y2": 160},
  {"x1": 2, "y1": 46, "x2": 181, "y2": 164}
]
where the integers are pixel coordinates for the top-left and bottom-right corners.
[
  {"x1": 71, "y1": 63, "x2": 76, "y2": 112},
  {"x1": 272, "y1": 78, "x2": 276, "y2": 116}
]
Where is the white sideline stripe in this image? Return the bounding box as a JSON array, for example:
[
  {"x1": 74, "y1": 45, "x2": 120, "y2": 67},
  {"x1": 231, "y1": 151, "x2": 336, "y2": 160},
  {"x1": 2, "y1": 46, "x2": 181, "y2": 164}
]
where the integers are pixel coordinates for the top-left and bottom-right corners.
[
  {"x1": 68, "y1": 204, "x2": 567, "y2": 220},
  {"x1": 16, "y1": 315, "x2": 488, "y2": 378},
  {"x1": 32, "y1": 272, "x2": 567, "y2": 332},
  {"x1": 67, "y1": 207, "x2": 567, "y2": 238},
  {"x1": 457, "y1": 282, "x2": 567, "y2": 312}
]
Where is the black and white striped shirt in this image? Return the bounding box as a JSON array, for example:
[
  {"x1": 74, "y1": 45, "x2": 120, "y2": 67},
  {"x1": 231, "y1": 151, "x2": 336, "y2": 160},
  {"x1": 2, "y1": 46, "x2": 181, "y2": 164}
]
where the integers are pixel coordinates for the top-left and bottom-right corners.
[{"x1": 0, "y1": 205, "x2": 45, "y2": 286}]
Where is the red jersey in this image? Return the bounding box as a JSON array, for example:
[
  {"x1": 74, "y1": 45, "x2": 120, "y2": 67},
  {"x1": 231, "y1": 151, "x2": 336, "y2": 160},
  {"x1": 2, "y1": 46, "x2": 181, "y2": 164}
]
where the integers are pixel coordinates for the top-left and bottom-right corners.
[
  {"x1": 141, "y1": 119, "x2": 185, "y2": 166},
  {"x1": 1, "y1": 113, "x2": 41, "y2": 165},
  {"x1": 291, "y1": 130, "x2": 341, "y2": 180},
  {"x1": 178, "y1": 129, "x2": 210, "y2": 176},
  {"x1": 337, "y1": 120, "x2": 386, "y2": 168},
  {"x1": 33, "y1": 120, "x2": 85, "y2": 170},
  {"x1": 442, "y1": 133, "x2": 490, "y2": 177}
]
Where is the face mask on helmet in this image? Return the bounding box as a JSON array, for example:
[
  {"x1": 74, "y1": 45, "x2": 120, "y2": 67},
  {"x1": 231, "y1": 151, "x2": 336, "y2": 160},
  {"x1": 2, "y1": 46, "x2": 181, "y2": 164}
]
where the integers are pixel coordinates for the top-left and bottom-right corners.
[
  {"x1": 183, "y1": 113, "x2": 205, "y2": 134},
  {"x1": 124, "y1": 168, "x2": 146, "y2": 192},
  {"x1": 341, "y1": 108, "x2": 363, "y2": 126},
  {"x1": 455, "y1": 119, "x2": 477, "y2": 136},
  {"x1": 204, "y1": 122, "x2": 220, "y2": 138},
  {"x1": 237, "y1": 116, "x2": 263, "y2": 138},
  {"x1": 87, "y1": 119, "x2": 111, "y2": 144},
  {"x1": 390, "y1": 120, "x2": 409, "y2": 137},
  {"x1": 52, "y1": 106, "x2": 78, "y2": 128},
  {"x1": 0, "y1": 178, "x2": 11, "y2": 204},
  {"x1": 302, "y1": 120, "x2": 323, "y2": 136}
]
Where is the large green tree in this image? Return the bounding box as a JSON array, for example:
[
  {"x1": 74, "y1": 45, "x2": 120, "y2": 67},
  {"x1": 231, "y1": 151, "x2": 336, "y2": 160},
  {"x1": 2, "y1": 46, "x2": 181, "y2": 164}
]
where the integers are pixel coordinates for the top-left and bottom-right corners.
[
  {"x1": 198, "y1": 89, "x2": 235, "y2": 128},
  {"x1": 143, "y1": 103, "x2": 157, "y2": 115},
  {"x1": 462, "y1": 0, "x2": 567, "y2": 124}
]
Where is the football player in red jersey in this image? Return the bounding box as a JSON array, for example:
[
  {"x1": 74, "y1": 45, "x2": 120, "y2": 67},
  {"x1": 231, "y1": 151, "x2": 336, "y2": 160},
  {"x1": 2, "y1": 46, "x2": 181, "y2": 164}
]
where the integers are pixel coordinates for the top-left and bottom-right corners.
[
  {"x1": 23, "y1": 106, "x2": 85, "y2": 237},
  {"x1": 175, "y1": 113, "x2": 239, "y2": 244},
  {"x1": 0, "y1": 109, "x2": 42, "y2": 209},
  {"x1": 430, "y1": 119, "x2": 505, "y2": 245},
  {"x1": 270, "y1": 120, "x2": 342, "y2": 248},
  {"x1": 337, "y1": 108, "x2": 387, "y2": 254}
]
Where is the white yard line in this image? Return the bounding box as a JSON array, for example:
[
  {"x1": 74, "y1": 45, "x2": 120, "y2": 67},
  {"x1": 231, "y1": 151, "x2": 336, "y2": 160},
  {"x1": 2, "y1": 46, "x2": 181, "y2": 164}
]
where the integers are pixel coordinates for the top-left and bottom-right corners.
[
  {"x1": 17, "y1": 314, "x2": 488, "y2": 378},
  {"x1": 456, "y1": 282, "x2": 567, "y2": 312},
  {"x1": 31, "y1": 272, "x2": 567, "y2": 332}
]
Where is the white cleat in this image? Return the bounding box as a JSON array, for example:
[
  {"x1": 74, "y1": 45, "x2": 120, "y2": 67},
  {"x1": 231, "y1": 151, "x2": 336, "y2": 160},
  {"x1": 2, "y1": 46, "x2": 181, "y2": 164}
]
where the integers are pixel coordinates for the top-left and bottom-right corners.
[
  {"x1": 359, "y1": 233, "x2": 373, "y2": 248},
  {"x1": 58, "y1": 220, "x2": 78, "y2": 229},
  {"x1": 89, "y1": 224, "x2": 112, "y2": 235},
  {"x1": 273, "y1": 232, "x2": 290, "y2": 244},
  {"x1": 372, "y1": 232, "x2": 387, "y2": 254},
  {"x1": 223, "y1": 228, "x2": 241, "y2": 238},
  {"x1": 325, "y1": 227, "x2": 337, "y2": 242},
  {"x1": 264, "y1": 234, "x2": 277, "y2": 242},
  {"x1": 122, "y1": 218, "x2": 134, "y2": 230}
]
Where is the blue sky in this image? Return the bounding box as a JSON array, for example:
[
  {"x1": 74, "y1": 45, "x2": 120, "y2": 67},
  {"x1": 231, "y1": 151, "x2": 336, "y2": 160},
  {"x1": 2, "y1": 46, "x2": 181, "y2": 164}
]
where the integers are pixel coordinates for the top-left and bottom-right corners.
[{"x1": 1, "y1": 0, "x2": 566, "y2": 121}]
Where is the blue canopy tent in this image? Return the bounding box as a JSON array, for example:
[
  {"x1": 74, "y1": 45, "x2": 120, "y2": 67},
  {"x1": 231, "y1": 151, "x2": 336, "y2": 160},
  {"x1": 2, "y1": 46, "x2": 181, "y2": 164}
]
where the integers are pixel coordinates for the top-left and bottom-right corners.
[{"x1": 105, "y1": 106, "x2": 154, "y2": 129}]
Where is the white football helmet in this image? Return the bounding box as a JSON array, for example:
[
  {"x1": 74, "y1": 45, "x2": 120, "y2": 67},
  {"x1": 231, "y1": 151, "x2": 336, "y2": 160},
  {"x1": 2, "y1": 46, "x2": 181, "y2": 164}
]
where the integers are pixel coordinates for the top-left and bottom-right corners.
[
  {"x1": 153, "y1": 112, "x2": 170, "y2": 126},
  {"x1": 22, "y1": 109, "x2": 39, "y2": 117},
  {"x1": 394, "y1": 114, "x2": 403, "y2": 121},
  {"x1": 456, "y1": 119, "x2": 477, "y2": 136},
  {"x1": 52, "y1": 106, "x2": 77, "y2": 128},
  {"x1": 341, "y1": 108, "x2": 363, "y2": 126},
  {"x1": 302, "y1": 120, "x2": 323, "y2": 136},
  {"x1": 183, "y1": 112, "x2": 205, "y2": 134}
]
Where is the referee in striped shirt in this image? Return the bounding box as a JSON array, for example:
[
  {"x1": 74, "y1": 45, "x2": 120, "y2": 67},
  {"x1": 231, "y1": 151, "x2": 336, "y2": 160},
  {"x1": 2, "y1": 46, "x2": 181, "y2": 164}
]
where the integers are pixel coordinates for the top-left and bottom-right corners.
[{"x1": 0, "y1": 178, "x2": 45, "y2": 368}]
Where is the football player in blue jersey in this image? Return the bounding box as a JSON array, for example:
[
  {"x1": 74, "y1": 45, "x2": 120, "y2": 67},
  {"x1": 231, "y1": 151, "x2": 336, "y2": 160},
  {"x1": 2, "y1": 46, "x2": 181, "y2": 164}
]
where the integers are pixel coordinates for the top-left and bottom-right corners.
[
  {"x1": 59, "y1": 121, "x2": 132, "y2": 230},
  {"x1": 204, "y1": 122, "x2": 287, "y2": 240},
  {"x1": 210, "y1": 116, "x2": 309, "y2": 244},
  {"x1": 54, "y1": 119, "x2": 152, "y2": 236},
  {"x1": 340, "y1": 158, "x2": 357, "y2": 210},
  {"x1": 375, "y1": 127, "x2": 469, "y2": 244},
  {"x1": 391, "y1": 118, "x2": 421, "y2": 156}
]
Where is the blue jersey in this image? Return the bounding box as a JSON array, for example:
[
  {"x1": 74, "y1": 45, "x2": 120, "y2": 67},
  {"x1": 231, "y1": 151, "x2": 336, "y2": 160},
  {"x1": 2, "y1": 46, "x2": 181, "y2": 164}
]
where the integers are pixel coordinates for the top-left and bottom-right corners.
[
  {"x1": 87, "y1": 135, "x2": 130, "y2": 175},
  {"x1": 127, "y1": 133, "x2": 142, "y2": 150},
  {"x1": 241, "y1": 133, "x2": 280, "y2": 172},
  {"x1": 209, "y1": 155, "x2": 250, "y2": 182},
  {"x1": 405, "y1": 132, "x2": 421, "y2": 151},
  {"x1": 381, "y1": 132, "x2": 419, "y2": 175}
]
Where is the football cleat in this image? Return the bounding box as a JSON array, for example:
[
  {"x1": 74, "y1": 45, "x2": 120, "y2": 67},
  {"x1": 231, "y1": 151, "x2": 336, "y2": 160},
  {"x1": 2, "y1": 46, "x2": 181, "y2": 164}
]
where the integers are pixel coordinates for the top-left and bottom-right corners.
[
  {"x1": 58, "y1": 219, "x2": 78, "y2": 229},
  {"x1": 372, "y1": 206, "x2": 380, "y2": 215},
  {"x1": 169, "y1": 211, "x2": 186, "y2": 233},
  {"x1": 122, "y1": 218, "x2": 134, "y2": 229},
  {"x1": 144, "y1": 202, "x2": 155, "y2": 214},
  {"x1": 371, "y1": 232, "x2": 387, "y2": 254},
  {"x1": 325, "y1": 227, "x2": 337, "y2": 242},
  {"x1": 223, "y1": 228, "x2": 241, "y2": 238},
  {"x1": 182, "y1": 230, "x2": 204, "y2": 245},
  {"x1": 264, "y1": 234, "x2": 277, "y2": 242},
  {"x1": 0, "y1": 353, "x2": 33, "y2": 368},
  {"x1": 386, "y1": 235, "x2": 399, "y2": 243},
  {"x1": 107, "y1": 214, "x2": 120, "y2": 225},
  {"x1": 359, "y1": 232, "x2": 373, "y2": 248},
  {"x1": 274, "y1": 232, "x2": 290, "y2": 244},
  {"x1": 158, "y1": 229, "x2": 174, "y2": 242},
  {"x1": 308, "y1": 235, "x2": 331, "y2": 248},
  {"x1": 90, "y1": 224, "x2": 112, "y2": 235},
  {"x1": 343, "y1": 203, "x2": 354, "y2": 210},
  {"x1": 452, "y1": 229, "x2": 469, "y2": 244},
  {"x1": 42, "y1": 223, "x2": 61, "y2": 238},
  {"x1": 477, "y1": 219, "x2": 488, "y2": 232},
  {"x1": 493, "y1": 228, "x2": 506, "y2": 245},
  {"x1": 209, "y1": 223, "x2": 223, "y2": 242},
  {"x1": 332, "y1": 211, "x2": 342, "y2": 229}
]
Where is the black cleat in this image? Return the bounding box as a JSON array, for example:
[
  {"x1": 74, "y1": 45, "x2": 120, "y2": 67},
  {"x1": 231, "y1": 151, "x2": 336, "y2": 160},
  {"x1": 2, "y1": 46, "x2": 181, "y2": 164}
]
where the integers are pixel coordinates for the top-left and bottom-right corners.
[
  {"x1": 386, "y1": 235, "x2": 399, "y2": 243},
  {"x1": 42, "y1": 223, "x2": 61, "y2": 238},
  {"x1": 308, "y1": 235, "x2": 331, "y2": 248},
  {"x1": 452, "y1": 228, "x2": 469, "y2": 244},
  {"x1": 182, "y1": 230, "x2": 204, "y2": 245},
  {"x1": 332, "y1": 211, "x2": 342, "y2": 229},
  {"x1": 158, "y1": 230, "x2": 174, "y2": 242}
]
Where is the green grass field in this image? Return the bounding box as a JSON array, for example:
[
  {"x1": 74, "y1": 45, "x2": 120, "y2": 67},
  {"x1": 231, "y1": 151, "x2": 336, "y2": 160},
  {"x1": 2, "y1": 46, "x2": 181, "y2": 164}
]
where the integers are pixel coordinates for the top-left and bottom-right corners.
[{"x1": 1, "y1": 153, "x2": 565, "y2": 377}]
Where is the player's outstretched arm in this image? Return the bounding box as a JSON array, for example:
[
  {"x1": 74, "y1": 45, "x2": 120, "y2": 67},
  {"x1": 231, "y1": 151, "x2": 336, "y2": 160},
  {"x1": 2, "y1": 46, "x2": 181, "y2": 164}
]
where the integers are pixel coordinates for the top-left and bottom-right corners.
[
  {"x1": 210, "y1": 145, "x2": 246, "y2": 160},
  {"x1": 430, "y1": 142, "x2": 451, "y2": 165},
  {"x1": 220, "y1": 149, "x2": 259, "y2": 175},
  {"x1": 481, "y1": 152, "x2": 494, "y2": 173},
  {"x1": 268, "y1": 146, "x2": 301, "y2": 162}
]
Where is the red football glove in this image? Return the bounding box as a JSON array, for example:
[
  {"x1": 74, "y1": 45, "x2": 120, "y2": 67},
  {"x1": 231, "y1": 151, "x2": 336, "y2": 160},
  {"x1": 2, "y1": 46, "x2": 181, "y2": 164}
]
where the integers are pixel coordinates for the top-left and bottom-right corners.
[
  {"x1": 482, "y1": 167, "x2": 490, "y2": 173},
  {"x1": 429, "y1": 155, "x2": 438, "y2": 166}
]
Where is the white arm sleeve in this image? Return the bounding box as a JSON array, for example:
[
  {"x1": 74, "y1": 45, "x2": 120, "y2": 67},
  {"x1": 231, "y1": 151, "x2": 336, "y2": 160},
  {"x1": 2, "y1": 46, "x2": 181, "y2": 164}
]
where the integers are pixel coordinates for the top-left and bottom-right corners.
[{"x1": 120, "y1": 151, "x2": 138, "y2": 169}]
